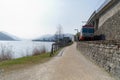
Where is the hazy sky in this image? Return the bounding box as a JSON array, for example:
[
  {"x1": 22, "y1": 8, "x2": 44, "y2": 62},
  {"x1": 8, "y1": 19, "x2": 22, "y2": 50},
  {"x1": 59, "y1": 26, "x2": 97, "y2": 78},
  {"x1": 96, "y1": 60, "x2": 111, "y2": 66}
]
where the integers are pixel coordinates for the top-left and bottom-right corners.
[{"x1": 0, "y1": 0, "x2": 105, "y2": 39}]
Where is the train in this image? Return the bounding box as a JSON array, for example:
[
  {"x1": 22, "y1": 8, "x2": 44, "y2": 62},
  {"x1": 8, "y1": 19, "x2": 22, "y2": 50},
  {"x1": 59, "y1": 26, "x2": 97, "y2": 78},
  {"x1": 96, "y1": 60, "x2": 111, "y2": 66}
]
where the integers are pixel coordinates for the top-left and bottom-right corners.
[{"x1": 79, "y1": 25, "x2": 94, "y2": 41}]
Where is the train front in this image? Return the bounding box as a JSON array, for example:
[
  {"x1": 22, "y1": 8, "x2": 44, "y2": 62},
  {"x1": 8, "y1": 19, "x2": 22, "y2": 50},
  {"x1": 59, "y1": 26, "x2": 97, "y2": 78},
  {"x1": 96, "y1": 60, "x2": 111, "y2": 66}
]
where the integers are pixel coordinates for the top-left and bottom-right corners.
[{"x1": 80, "y1": 25, "x2": 94, "y2": 41}]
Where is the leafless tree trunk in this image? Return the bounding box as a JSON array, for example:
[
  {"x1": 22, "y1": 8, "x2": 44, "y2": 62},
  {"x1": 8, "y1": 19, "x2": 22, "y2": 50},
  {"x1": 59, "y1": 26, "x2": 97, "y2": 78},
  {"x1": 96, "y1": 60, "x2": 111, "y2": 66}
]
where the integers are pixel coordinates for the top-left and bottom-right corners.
[{"x1": 54, "y1": 24, "x2": 63, "y2": 42}]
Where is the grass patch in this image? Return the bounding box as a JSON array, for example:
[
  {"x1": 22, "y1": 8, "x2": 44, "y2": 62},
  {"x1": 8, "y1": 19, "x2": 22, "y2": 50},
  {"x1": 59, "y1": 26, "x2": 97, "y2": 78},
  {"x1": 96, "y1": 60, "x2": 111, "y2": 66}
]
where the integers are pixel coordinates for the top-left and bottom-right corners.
[{"x1": 0, "y1": 51, "x2": 60, "y2": 72}]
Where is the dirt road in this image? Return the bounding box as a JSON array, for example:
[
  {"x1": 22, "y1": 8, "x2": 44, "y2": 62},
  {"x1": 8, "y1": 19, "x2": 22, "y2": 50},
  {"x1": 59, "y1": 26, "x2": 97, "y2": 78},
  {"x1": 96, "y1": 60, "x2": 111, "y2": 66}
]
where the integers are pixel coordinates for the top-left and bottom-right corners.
[{"x1": 1, "y1": 43, "x2": 115, "y2": 80}]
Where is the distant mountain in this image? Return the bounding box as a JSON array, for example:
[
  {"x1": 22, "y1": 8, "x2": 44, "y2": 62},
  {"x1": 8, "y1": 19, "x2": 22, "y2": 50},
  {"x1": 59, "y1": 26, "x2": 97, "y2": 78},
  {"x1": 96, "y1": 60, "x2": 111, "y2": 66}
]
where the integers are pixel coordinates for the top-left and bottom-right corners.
[
  {"x1": 33, "y1": 34, "x2": 55, "y2": 41},
  {"x1": 32, "y1": 34, "x2": 74, "y2": 41},
  {"x1": 0, "y1": 32, "x2": 21, "y2": 41}
]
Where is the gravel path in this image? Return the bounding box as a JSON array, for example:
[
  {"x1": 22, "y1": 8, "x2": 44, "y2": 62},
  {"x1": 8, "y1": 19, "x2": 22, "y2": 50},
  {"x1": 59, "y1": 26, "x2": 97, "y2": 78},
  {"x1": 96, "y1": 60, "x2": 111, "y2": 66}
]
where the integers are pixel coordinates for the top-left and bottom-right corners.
[{"x1": 0, "y1": 43, "x2": 115, "y2": 80}]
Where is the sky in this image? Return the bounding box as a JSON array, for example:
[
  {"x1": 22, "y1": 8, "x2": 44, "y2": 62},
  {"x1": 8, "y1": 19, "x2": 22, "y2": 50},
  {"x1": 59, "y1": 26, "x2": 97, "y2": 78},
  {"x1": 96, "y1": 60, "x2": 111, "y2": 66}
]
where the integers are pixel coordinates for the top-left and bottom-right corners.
[{"x1": 0, "y1": 0, "x2": 106, "y2": 39}]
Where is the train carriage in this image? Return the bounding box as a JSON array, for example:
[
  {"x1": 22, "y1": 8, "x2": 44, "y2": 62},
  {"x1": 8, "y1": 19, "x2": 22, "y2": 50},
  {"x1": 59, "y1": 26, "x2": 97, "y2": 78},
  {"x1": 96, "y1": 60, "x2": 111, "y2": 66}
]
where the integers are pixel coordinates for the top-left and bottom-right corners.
[{"x1": 79, "y1": 25, "x2": 94, "y2": 41}]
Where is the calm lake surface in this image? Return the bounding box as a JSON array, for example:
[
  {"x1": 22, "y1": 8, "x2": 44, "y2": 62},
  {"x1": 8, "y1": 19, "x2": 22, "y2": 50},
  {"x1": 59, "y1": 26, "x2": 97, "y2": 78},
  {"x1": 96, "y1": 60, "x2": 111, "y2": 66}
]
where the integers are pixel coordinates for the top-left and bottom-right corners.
[{"x1": 0, "y1": 41, "x2": 54, "y2": 58}]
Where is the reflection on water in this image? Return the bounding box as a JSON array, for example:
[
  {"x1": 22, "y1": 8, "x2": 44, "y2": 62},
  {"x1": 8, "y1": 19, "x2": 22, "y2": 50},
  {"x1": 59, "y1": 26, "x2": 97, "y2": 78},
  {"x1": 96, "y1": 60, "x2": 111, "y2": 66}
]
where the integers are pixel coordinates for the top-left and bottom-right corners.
[{"x1": 0, "y1": 41, "x2": 53, "y2": 58}]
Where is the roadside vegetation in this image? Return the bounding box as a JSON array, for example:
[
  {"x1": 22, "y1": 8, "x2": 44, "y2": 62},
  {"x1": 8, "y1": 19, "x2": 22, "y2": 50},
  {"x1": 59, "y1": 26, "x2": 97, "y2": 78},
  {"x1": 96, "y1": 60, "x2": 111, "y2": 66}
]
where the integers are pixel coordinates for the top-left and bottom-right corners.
[
  {"x1": 32, "y1": 46, "x2": 46, "y2": 56},
  {"x1": 0, "y1": 52, "x2": 50, "y2": 72},
  {"x1": 0, "y1": 45, "x2": 13, "y2": 61},
  {"x1": 0, "y1": 46, "x2": 60, "y2": 72}
]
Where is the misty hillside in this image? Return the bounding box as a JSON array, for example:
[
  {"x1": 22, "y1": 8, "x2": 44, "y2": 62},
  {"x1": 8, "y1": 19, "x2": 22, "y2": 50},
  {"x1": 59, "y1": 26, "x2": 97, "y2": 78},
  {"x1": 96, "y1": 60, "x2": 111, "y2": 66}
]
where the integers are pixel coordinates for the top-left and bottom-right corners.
[
  {"x1": 33, "y1": 34, "x2": 74, "y2": 41},
  {"x1": 33, "y1": 34, "x2": 54, "y2": 41},
  {"x1": 0, "y1": 32, "x2": 21, "y2": 41}
]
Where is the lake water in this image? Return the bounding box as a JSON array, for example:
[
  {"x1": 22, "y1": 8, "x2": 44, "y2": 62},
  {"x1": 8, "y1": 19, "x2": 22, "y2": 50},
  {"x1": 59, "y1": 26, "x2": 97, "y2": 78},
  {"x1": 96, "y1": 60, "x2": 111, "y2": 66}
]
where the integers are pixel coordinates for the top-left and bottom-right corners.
[{"x1": 0, "y1": 41, "x2": 54, "y2": 58}]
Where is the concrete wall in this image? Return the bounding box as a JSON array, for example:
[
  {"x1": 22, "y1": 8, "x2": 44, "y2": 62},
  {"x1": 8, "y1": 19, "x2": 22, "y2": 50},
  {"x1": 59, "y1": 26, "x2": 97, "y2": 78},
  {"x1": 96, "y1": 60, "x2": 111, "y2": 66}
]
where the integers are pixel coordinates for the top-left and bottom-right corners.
[
  {"x1": 95, "y1": 10, "x2": 120, "y2": 40},
  {"x1": 77, "y1": 41, "x2": 120, "y2": 80},
  {"x1": 93, "y1": 1, "x2": 120, "y2": 40},
  {"x1": 98, "y1": 1, "x2": 120, "y2": 28}
]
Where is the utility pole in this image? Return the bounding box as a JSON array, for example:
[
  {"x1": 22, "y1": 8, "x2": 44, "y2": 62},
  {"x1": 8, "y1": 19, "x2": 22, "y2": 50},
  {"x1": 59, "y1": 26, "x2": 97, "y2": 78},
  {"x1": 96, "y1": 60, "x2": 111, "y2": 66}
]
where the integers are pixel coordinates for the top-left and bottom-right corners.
[{"x1": 74, "y1": 29, "x2": 79, "y2": 41}]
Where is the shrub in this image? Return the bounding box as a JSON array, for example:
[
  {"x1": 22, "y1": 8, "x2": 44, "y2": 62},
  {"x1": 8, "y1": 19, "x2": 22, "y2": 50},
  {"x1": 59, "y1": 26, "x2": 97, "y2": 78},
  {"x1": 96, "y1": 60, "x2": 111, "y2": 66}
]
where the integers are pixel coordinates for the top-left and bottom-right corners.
[
  {"x1": 32, "y1": 46, "x2": 46, "y2": 56},
  {"x1": 0, "y1": 45, "x2": 13, "y2": 61}
]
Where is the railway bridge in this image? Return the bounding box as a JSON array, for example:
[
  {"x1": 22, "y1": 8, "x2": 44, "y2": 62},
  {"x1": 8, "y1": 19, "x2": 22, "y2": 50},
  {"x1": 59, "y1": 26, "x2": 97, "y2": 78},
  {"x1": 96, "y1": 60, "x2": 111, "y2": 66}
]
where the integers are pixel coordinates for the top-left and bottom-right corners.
[{"x1": 86, "y1": 0, "x2": 120, "y2": 40}]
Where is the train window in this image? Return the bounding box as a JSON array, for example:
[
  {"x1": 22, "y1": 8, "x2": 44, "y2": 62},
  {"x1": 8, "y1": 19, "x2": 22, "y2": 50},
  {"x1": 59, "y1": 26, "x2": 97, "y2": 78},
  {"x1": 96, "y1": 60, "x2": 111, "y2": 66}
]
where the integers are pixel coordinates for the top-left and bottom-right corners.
[
  {"x1": 89, "y1": 29, "x2": 94, "y2": 33},
  {"x1": 82, "y1": 27, "x2": 94, "y2": 33},
  {"x1": 82, "y1": 28, "x2": 88, "y2": 33}
]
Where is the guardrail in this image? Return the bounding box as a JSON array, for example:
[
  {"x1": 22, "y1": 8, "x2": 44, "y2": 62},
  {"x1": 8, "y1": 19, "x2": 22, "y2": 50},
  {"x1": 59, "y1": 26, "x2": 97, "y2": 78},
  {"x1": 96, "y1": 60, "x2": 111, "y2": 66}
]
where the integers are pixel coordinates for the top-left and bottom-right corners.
[{"x1": 50, "y1": 43, "x2": 60, "y2": 57}]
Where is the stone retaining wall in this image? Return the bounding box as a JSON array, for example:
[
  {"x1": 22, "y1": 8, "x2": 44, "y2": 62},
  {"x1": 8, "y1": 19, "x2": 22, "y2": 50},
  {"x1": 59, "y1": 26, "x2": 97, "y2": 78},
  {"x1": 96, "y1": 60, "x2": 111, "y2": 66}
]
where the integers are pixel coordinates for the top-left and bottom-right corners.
[{"x1": 77, "y1": 41, "x2": 120, "y2": 80}]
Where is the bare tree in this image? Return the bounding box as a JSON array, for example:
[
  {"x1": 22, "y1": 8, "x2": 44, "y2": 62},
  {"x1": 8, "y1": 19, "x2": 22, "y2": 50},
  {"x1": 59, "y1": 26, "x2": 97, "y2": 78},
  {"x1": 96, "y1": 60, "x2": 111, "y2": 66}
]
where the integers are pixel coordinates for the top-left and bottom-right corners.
[{"x1": 54, "y1": 24, "x2": 64, "y2": 42}]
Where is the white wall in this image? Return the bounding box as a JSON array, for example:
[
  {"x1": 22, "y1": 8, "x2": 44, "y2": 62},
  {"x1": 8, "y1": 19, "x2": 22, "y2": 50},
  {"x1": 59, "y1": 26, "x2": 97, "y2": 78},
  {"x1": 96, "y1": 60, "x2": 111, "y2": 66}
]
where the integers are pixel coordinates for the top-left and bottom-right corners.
[{"x1": 98, "y1": 1, "x2": 120, "y2": 28}]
